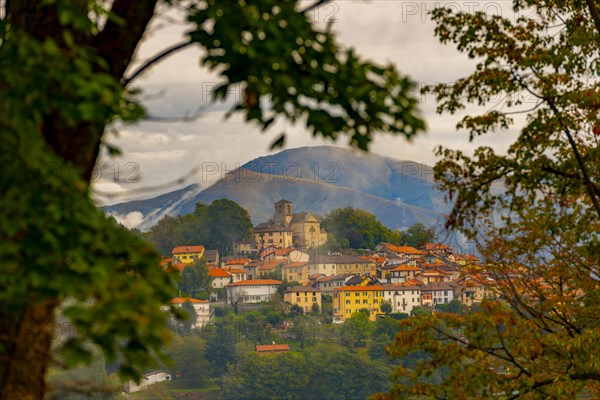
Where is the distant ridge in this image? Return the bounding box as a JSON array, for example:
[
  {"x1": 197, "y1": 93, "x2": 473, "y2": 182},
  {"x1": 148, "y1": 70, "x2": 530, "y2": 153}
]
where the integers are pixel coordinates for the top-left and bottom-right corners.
[{"x1": 102, "y1": 146, "x2": 449, "y2": 231}]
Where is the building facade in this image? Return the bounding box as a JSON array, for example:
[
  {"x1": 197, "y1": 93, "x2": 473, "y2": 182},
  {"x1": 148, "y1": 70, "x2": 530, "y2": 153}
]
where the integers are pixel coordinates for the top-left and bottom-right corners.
[
  {"x1": 332, "y1": 285, "x2": 385, "y2": 322},
  {"x1": 284, "y1": 286, "x2": 322, "y2": 314},
  {"x1": 172, "y1": 245, "x2": 205, "y2": 264},
  {"x1": 226, "y1": 279, "x2": 282, "y2": 303}
]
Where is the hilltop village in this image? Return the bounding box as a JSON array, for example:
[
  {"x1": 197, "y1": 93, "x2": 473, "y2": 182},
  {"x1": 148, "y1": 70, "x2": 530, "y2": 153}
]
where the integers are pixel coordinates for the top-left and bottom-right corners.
[{"x1": 161, "y1": 200, "x2": 493, "y2": 328}]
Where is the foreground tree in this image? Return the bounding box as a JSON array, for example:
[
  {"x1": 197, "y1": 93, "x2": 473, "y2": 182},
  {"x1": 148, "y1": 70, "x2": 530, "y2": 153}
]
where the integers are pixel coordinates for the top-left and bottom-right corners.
[
  {"x1": 0, "y1": 0, "x2": 426, "y2": 397},
  {"x1": 381, "y1": 1, "x2": 600, "y2": 398}
]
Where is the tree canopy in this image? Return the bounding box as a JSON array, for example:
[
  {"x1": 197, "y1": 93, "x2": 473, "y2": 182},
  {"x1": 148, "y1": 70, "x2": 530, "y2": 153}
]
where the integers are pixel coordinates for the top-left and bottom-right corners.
[
  {"x1": 0, "y1": 0, "x2": 425, "y2": 397},
  {"x1": 321, "y1": 207, "x2": 437, "y2": 249},
  {"x1": 321, "y1": 207, "x2": 403, "y2": 249},
  {"x1": 146, "y1": 200, "x2": 253, "y2": 256},
  {"x1": 381, "y1": 1, "x2": 600, "y2": 399}
]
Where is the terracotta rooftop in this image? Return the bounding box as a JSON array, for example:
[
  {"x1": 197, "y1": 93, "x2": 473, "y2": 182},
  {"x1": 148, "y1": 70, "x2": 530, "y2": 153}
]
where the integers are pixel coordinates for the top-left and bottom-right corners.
[
  {"x1": 172, "y1": 245, "x2": 204, "y2": 254},
  {"x1": 209, "y1": 268, "x2": 231, "y2": 278},
  {"x1": 170, "y1": 297, "x2": 208, "y2": 304},
  {"x1": 227, "y1": 279, "x2": 282, "y2": 286},
  {"x1": 380, "y1": 243, "x2": 426, "y2": 255},
  {"x1": 255, "y1": 344, "x2": 290, "y2": 353}
]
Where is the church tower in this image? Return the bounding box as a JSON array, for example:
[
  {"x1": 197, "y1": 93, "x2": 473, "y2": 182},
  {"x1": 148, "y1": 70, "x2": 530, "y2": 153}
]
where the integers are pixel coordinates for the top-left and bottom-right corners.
[{"x1": 274, "y1": 199, "x2": 293, "y2": 228}]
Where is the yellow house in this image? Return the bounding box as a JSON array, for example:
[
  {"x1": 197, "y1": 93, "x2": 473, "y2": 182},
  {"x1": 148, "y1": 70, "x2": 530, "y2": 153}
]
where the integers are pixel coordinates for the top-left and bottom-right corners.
[
  {"x1": 281, "y1": 262, "x2": 309, "y2": 285},
  {"x1": 254, "y1": 223, "x2": 293, "y2": 249},
  {"x1": 172, "y1": 245, "x2": 205, "y2": 264},
  {"x1": 333, "y1": 285, "x2": 385, "y2": 322},
  {"x1": 284, "y1": 286, "x2": 322, "y2": 314}
]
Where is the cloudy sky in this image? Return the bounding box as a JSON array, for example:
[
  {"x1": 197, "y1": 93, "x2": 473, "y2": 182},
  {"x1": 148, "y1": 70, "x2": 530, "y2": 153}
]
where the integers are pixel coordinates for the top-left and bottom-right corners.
[{"x1": 93, "y1": 1, "x2": 524, "y2": 206}]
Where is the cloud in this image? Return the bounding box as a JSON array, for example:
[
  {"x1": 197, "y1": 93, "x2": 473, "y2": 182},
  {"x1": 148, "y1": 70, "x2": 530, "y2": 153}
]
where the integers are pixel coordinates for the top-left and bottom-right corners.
[
  {"x1": 94, "y1": 1, "x2": 524, "y2": 205},
  {"x1": 113, "y1": 211, "x2": 145, "y2": 229}
]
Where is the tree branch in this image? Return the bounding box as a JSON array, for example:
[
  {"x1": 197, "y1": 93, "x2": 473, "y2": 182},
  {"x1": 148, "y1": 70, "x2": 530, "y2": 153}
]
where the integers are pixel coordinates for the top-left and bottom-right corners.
[
  {"x1": 124, "y1": 40, "x2": 194, "y2": 85},
  {"x1": 300, "y1": 0, "x2": 334, "y2": 14}
]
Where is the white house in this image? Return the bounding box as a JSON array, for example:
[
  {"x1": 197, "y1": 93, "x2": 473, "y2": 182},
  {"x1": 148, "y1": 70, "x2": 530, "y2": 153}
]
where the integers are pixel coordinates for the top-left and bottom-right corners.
[
  {"x1": 421, "y1": 282, "x2": 456, "y2": 306},
  {"x1": 209, "y1": 268, "x2": 247, "y2": 288},
  {"x1": 124, "y1": 370, "x2": 171, "y2": 393},
  {"x1": 381, "y1": 284, "x2": 422, "y2": 315},
  {"x1": 167, "y1": 298, "x2": 211, "y2": 328},
  {"x1": 226, "y1": 279, "x2": 282, "y2": 304}
]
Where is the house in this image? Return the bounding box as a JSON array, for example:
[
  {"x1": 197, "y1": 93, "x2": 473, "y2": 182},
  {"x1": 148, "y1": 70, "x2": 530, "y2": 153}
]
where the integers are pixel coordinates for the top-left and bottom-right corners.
[
  {"x1": 254, "y1": 222, "x2": 293, "y2": 249},
  {"x1": 255, "y1": 343, "x2": 290, "y2": 355},
  {"x1": 124, "y1": 370, "x2": 171, "y2": 393},
  {"x1": 167, "y1": 298, "x2": 211, "y2": 328},
  {"x1": 381, "y1": 284, "x2": 422, "y2": 315},
  {"x1": 415, "y1": 270, "x2": 450, "y2": 284},
  {"x1": 419, "y1": 243, "x2": 453, "y2": 256},
  {"x1": 209, "y1": 268, "x2": 247, "y2": 288},
  {"x1": 389, "y1": 264, "x2": 422, "y2": 282},
  {"x1": 314, "y1": 274, "x2": 353, "y2": 295},
  {"x1": 244, "y1": 262, "x2": 260, "y2": 280},
  {"x1": 261, "y1": 246, "x2": 293, "y2": 260},
  {"x1": 332, "y1": 285, "x2": 385, "y2": 322},
  {"x1": 223, "y1": 258, "x2": 250, "y2": 270},
  {"x1": 305, "y1": 255, "x2": 376, "y2": 277},
  {"x1": 376, "y1": 243, "x2": 426, "y2": 259},
  {"x1": 284, "y1": 286, "x2": 322, "y2": 314},
  {"x1": 234, "y1": 239, "x2": 259, "y2": 254},
  {"x1": 448, "y1": 253, "x2": 480, "y2": 265},
  {"x1": 281, "y1": 262, "x2": 309, "y2": 285},
  {"x1": 455, "y1": 274, "x2": 497, "y2": 306},
  {"x1": 421, "y1": 282, "x2": 456, "y2": 306},
  {"x1": 226, "y1": 279, "x2": 282, "y2": 304},
  {"x1": 203, "y1": 249, "x2": 219, "y2": 265},
  {"x1": 258, "y1": 259, "x2": 286, "y2": 278},
  {"x1": 171, "y1": 245, "x2": 205, "y2": 264}
]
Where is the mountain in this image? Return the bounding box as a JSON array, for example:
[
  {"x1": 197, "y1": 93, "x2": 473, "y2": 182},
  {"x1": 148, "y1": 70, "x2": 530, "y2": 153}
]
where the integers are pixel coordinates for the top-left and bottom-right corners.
[{"x1": 103, "y1": 146, "x2": 450, "y2": 231}]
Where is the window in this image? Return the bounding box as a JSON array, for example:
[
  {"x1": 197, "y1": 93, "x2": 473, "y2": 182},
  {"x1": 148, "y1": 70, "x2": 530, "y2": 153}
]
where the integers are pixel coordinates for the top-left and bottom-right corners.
[
  {"x1": 346, "y1": 300, "x2": 350, "y2": 304},
  {"x1": 355, "y1": 300, "x2": 360, "y2": 304}
]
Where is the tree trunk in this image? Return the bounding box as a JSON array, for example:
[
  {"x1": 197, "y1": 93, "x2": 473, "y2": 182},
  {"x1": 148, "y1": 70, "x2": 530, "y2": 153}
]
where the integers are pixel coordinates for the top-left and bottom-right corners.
[
  {"x1": 1, "y1": 1, "x2": 160, "y2": 397},
  {"x1": 0, "y1": 299, "x2": 59, "y2": 399}
]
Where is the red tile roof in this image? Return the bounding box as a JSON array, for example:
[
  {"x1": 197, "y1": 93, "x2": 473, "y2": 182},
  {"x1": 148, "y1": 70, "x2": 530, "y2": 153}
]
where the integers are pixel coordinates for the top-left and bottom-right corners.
[
  {"x1": 228, "y1": 269, "x2": 247, "y2": 275},
  {"x1": 209, "y1": 268, "x2": 231, "y2": 278},
  {"x1": 227, "y1": 279, "x2": 282, "y2": 286},
  {"x1": 172, "y1": 245, "x2": 204, "y2": 254},
  {"x1": 170, "y1": 297, "x2": 208, "y2": 304},
  {"x1": 226, "y1": 258, "x2": 250, "y2": 265},
  {"x1": 255, "y1": 344, "x2": 290, "y2": 353},
  {"x1": 381, "y1": 243, "x2": 426, "y2": 255},
  {"x1": 259, "y1": 260, "x2": 285, "y2": 271}
]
